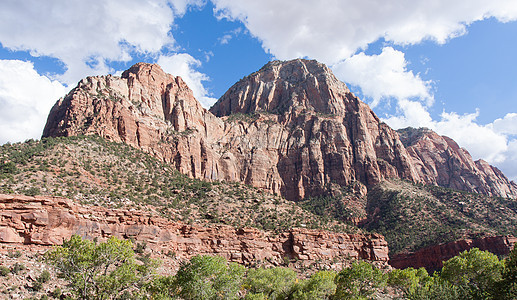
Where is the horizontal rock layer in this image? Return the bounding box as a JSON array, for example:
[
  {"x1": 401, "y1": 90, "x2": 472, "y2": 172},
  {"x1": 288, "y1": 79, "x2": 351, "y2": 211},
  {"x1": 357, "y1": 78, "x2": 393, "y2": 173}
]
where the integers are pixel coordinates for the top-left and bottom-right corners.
[
  {"x1": 0, "y1": 194, "x2": 389, "y2": 266},
  {"x1": 390, "y1": 235, "x2": 517, "y2": 271}
]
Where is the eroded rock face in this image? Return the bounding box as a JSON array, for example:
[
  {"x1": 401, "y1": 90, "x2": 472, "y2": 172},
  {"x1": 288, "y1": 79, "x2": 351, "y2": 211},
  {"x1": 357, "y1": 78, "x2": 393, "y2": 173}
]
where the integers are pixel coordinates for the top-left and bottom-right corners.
[
  {"x1": 398, "y1": 127, "x2": 517, "y2": 198},
  {"x1": 0, "y1": 194, "x2": 389, "y2": 266},
  {"x1": 43, "y1": 60, "x2": 517, "y2": 200},
  {"x1": 211, "y1": 59, "x2": 423, "y2": 200},
  {"x1": 389, "y1": 236, "x2": 517, "y2": 271}
]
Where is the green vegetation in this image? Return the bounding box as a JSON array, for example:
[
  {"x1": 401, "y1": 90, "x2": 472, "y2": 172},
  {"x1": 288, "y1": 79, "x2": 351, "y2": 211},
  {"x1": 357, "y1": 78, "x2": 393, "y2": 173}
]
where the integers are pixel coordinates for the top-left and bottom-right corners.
[
  {"x1": 0, "y1": 266, "x2": 9, "y2": 276},
  {"x1": 45, "y1": 235, "x2": 158, "y2": 299},
  {"x1": 364, "y1": 179, "x2": 517, "y2": 254},
  {"x1": 173, "y1": 255, "x2": 245, "y2": 300},
  {"x1": 299, "y1": 183, "x2": 368, "y2": 224},
  {"x1": 43, "y1": 235, "x2": 517, "y2": 299},
  {"x1": 0, "y1": 135, "x2": 356, "y2": 234},
  {"x1": 334, "y1": 261, "x2": 386, "y2": 299}
]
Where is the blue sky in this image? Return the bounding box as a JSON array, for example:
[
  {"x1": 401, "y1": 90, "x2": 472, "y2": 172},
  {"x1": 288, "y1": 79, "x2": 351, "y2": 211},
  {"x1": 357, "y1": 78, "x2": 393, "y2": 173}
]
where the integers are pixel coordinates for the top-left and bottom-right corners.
[{"x1": 0, "y1": 0, "x2": 516, "y2": 180}]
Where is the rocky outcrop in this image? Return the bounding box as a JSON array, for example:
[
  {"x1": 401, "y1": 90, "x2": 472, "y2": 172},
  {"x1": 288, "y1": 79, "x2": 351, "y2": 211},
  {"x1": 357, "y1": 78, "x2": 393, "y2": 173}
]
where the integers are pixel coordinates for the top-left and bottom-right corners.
[
  {"x1": 398, "y1": 127, "x2": 517, "y2": 198},
  {"x1": 211, "y1": 59, "x2": 421, "y2": 200},
  {"x1": 0, "y1": 194, "x2": 389, "y2": 266},
  {"x1": 390, "y1": 235, "x2": 517, "y2": 271},
  {"x1": 42, "y1": 59, "x2": 517, "y2": 200}
]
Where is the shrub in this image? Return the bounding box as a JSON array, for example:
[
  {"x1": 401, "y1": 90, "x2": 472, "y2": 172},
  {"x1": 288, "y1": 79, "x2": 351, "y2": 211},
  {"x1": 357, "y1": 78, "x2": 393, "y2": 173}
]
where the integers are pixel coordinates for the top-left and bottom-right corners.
[
  {"x1": 290, "y1": 270, "x2": 337, "y2": 300},
  {"x1": 334, "y1": 261, "x2": 387, "y2": 299},
  {"x1": 45, "y1": 235, "x2": 159, "y2": 299},
  {"x1": 244, "y1": 267, "x2": 297, "y2": 299},
  {"x1": 388, "y1": 267, "x2": 430, "y2": 295},
  {"x1": 7, "y1": 249, "x2": 22, "y2": 258},
  {"x1": 51, "y1": 287, "x2": 62, "y2": 298},
  {"x1": 440, "y1": 248, "x2": 503, "y2": 299},
  {"x1": 38, "y1": 270, "x2": 51, "y2": 283},
  {"x1": 10, "y1": 262, "x2": 25, "y2": 274},
  {"x1": 173, "y1": 255, "x2": 245, "y2": 300},
  {"x1": 494, "y1": 245, "x2": 517, "y2": 299},
  {"x1": 0, "y1": 266, "x2": 9, "y2": 276}
]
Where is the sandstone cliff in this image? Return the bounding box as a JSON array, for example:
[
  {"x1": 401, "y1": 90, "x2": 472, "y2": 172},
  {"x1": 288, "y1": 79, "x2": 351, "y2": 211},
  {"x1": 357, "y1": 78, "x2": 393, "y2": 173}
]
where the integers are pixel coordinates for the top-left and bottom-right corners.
[
  {"x1": 0, "y1": 194, "x2": 388, "y2": 267},
  {"x1": 43, "y1": 59, "x2": 517, "y2": 201},
  {"x1": 390, "y1": 235, "x2": 517, "y2": 271},
  {"x1": 398, "y1": 127, "x2": 517, "y2": 198}
]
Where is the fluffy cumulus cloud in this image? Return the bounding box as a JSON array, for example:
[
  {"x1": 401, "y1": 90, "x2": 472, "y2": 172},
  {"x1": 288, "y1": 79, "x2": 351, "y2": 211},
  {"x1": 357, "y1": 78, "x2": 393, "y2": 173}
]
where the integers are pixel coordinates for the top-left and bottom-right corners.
[
  {"x1": 0, "y1": 0, "x2": 203, "y2": 85},
  {"x1": 332, "y1": 47, "x2": 433, "y2": 108},
  {"x1": 490, "y1": 113, "x2": 517, "y2": 135},
  {"x1": 212, "y1": 0, "x2": 517, "y2": 64},
  {"x1": 0, "y1": 60, "x2": 66, "y2": 144},
  {"x1": 158, "y1": 54, "x2": 218, "y2": 108},
  {"x1": 504, "y1": 140, "x2": 517, "y2": 181}
]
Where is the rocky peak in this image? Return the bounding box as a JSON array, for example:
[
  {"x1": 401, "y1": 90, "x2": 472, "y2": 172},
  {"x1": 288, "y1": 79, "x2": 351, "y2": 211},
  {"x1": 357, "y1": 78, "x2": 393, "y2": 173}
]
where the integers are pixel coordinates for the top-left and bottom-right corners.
[
  {"x1": 210, "y1": 59, "x2": 355, "y2": 120},
  {"x1": 398, "y1": 127, "x2": 517, "y2": 198},
  {"x1": 397, "y1": 127, "x2": 435, "y2": 148},
  {"x1": 42, "y1": 60, "x2": 517, "y2": 201}
]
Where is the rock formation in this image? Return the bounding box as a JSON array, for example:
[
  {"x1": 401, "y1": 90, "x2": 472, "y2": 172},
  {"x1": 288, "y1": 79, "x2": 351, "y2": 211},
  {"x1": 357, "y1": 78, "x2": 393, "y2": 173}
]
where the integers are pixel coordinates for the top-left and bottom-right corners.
[
  {"x1": 0, "y1": 194, "x2": 389, "y2": 267},
  {"x1": 43, "y1": 59, "x2": 517, "y2": 200},
  {"x1": 398, "y1": 127, "x2": 517, "y2": 198},
  {"x1": 390, "y1": 235, "x2": 517, "y2": 271}
]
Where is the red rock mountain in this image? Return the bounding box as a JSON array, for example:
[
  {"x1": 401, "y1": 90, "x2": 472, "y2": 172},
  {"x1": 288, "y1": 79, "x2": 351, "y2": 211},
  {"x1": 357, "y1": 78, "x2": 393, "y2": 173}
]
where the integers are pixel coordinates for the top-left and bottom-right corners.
[
  {"x1": 43, "y1": 59, "x2": 517, "y2": 200},
  {"x1": 398, "y1": 127, "x2": 517, "y2": 197}
]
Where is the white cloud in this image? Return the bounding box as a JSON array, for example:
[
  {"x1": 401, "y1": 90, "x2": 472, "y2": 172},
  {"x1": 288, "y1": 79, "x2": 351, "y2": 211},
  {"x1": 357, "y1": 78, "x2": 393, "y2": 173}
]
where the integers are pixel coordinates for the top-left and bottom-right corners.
[
  {"x1": 218, "y1": 28, "x2": 243, "y2": 45},
  {"x1": 212, "y1": 0, "x2": 517, "y2": 64},
  {"x1": 384, "y1": 99, "x2": 515, "y2": 179},
  {"x1": 502, "y1": 140, "x2": 517, "y2": 181},
  {"x1": 490, "y1": 113, "x2": 517, "y2": 135},
  {"x1": 158, "y1": 53, "x2": 217, "y2": 108},
  {"x1": 0, "y1": 0, "x2": 201, "y2": 85},
  {"x1": 383, "y1": 99, "x2": 434, "y2": 129},
  {"x1": 0, "y1": 60, "x2": 66, "y2": 144},
  {"x1": 434, "y1": 111, "x2": 508, "y2": 163},
  {"x1": 332, "y1": 47, "x2": 433, "y2": 107}
]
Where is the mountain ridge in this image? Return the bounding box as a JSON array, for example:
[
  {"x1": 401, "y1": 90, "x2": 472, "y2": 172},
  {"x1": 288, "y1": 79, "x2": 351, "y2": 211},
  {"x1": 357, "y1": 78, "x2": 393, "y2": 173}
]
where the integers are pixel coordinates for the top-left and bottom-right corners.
[{"x1": 42, "y1": 59, "x2": 517, "y2": 200}]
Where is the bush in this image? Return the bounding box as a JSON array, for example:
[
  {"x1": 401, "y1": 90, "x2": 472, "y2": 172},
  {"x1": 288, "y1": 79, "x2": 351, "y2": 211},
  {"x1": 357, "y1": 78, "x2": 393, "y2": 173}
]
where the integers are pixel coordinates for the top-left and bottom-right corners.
[
  {"x1": 388, "y1": 267, "x2": 429, "y2": 295},
  {"x1": 45, "y1": 235, "x2": 159, "y2": 299},
  {"x1": 0, "y1": 266, "x2": 9, "y2": 276},
  {"x1": 290, "y1": 270, "x2": 337, "y2": 300},
  {"x1": 38, "y1": 270, "x2": 51, "y2": 283},
  {"x1": 0, "y1": 161, "x2": 17, "y2": 175},
  {"x1": 440, "y1": 248, "x2": 503, "y2": 299},
  {"x1": 7, "y1": 249, "x2": 22, "y2": 258},
  {"x1": 495, "y1": 245, "x2": 517, "y2": 299},
  {"x1": 30, "y1": 281, "x2": 43, "y2": 292},
  {"x1": 51, "y1": 287, "x2": 62, "y2": 298},
  {"x1": 173, "y1": 255, "x2": 245, "y2": 300},
  {"x1": 334, "y1": 261, "x2": 387, "y2": 299},
  {"x1": 10, "y1": 262, "x2": 25, "y2": 274},
  {"x1": 244, "y1": 267, "x2": 297, "y2": 299}
]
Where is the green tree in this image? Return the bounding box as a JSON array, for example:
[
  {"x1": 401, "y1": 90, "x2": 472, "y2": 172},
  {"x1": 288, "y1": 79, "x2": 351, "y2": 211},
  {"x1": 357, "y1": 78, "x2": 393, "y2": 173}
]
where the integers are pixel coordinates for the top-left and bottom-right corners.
[
  {"x1": 334, "y1": 261, "x2": 386, "y2": 300},
  {"x1": 45, "y1": 235, "x2": 158, "y2": 299},
  {"x1": 0, "y1": 160, "x2": 16, "y2": 176},
  {"x1": 388, "y1": 267, "x2": 429, "y2": 295},
  {"x1": 290, "y1": 270, "x2": 337, "y2": 300},
  {"x1": 407, "y1": 277, "x2": 463, "y2": 300},
  {"x1": 244, "y1": 267, "x2": 297, "y2": 299},
  {"x1": 496, "y1": 246, "x2": 517, "y2": 299},
  {"x1": 439, "y1": 248, "x2": 503, "y2": 299},
  {"x1": 173, "y1": 255, "x2": 245, "y2": 300}
]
